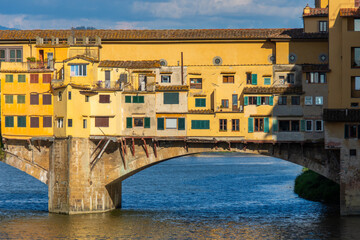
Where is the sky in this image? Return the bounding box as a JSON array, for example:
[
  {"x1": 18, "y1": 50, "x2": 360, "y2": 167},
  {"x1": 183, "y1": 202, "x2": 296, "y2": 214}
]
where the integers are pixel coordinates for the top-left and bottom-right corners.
[{"x1": 0, "y1": 0, "x2": 314, "y2": 30}]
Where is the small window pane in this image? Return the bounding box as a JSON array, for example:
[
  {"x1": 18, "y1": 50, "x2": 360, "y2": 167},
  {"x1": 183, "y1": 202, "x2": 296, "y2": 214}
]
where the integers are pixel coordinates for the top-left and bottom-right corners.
[
  {"x1": 356, "y1": 77, "x2": 360, "y2": 90},
  {"x1": 355, "y1": 19, "x2": 360, "y2": 31},
  {"x1": 43, "y1": 94, "x2": 52, "y2": 105},
  {"x1": 166, "y1": 118, "x2": 177, "y2": 129},
  {"x1": 5, "y1": 116, "x2": 14, "y2": 127},
  {"x1": 17, "y1": 116, "x2": 26, "y2": 128},
  {"x1": 30, "y1": 117, "x2": 39, "y2": 128},
  {"x1": 5, "y1": 95, "x2": 13, "y2": 104},
  {"x1": 5, "y1": 75, "x2": 13, "y2": 83},
  {"x1": 43, "y1": 117, "x2": 52, "y2": 128},
  {"x1": 17, "y1": 95, "x2": 25, "y2": 104},
  {"x1": 30, "y1": 94, "x2": 39, "y2": 105},
  {"x1": 18, "y1": 75, "x2": 26, "y2": 83}
]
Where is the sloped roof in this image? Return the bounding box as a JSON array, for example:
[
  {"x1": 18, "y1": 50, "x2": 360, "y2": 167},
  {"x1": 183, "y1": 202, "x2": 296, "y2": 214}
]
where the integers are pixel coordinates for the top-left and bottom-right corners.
[
  {"x1": 98, "y1": 60, "x2": 160, "y2": 68},
  {"x1": 340, "y1": 8, "x2": 360, "y2": 17},
  {"x1": 303, "y1": 8, "x2": 329, "y2": 17},
  {"x1": 0, "y1": 28, "x2": 328, "y2": 41}
]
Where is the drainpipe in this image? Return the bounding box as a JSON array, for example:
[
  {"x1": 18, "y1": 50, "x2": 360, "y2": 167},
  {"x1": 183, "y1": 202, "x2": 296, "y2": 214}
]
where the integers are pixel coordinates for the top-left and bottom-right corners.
[{"x1": 181, "y1": 52, "x2": 184, "y2": 85}]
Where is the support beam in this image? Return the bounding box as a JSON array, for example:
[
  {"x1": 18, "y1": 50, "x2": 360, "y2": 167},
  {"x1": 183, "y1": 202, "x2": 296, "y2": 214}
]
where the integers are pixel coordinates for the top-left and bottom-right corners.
[
  {"x1": 131, "y1": 138, "x2": 135, "y2": 156},
  {"x1": 142, "y1": 138, "x2": 149, "y2": 158},
  {"x1": 153, "y1": 140, "x2": 157, "y2": 158}
]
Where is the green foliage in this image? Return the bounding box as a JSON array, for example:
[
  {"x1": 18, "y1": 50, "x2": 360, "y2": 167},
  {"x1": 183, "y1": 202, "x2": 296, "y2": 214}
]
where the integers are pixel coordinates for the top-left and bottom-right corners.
[{"x1": 294, "y1": 169, "x2": 340, "y2": 204}]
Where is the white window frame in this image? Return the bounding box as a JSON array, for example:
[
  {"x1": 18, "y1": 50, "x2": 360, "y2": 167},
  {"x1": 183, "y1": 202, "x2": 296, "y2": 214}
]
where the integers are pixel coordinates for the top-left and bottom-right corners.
[
  {"x1": 355, "y1": 19, "x2": 360, "y2": 31},
  {"x1": 70, "y1": 64, "x2": 87, "y2": 77},
  {"x1": 57, "y1": 118, "x2": 64, "y2": 128},
  {"x1": 355, "y1": 77, "x2": 360, "y2": 90},
  {"x1": 305, "y1": 120, "x2": 313, "y2": 132},
  {"x1": 315, "y1": 96, "x2": 323, "y2": 105},
  {"x1": 305, "y1": 96, "x2": 313, "y2": 105},
  {"x1": 161, "y1": 75, "x2": 171, "y2": 83},
  {"x1": 166, "y1": 118, "x2": 177, "y2": 129},
  {"x1": 315, "y1": 120, "x2": 323, "y2": 132}
]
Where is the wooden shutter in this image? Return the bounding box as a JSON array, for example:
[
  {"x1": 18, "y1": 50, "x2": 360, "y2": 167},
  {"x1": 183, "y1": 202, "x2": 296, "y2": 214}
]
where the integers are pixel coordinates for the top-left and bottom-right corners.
[
  {"x1": 5, "y1": 116, "x2": 14, "y2": 127},
  {"x1": 43, "y1": 94, "x2": 52, "y2": 105},
  {"x1": 144, "y1": 117, "x2": 150, "y2": 128},
  {"x1": 345, "y1": 124, "x2": 349, "y2": 139},
  {"x1": 30, "y1": 94, "x2": 39, "y2": 105},
  {"x1": 273, "y1": 119, "x2": 278, "y2": 132},
  {"x1": 244, "y1": 96, "x2": 248, "y2": 106},
  {"x1": 178, "y1": 118, "x2": 185, "y2": 130},
  {"x1": 43, "y1": 117, "x2": 52, "y2": 127},
  {"x1": 248, "y1": 118, "x2": 254, "y2": 133},
  {"x1": 95, "y1": 117, "x2": 109, "y2": 127},
  {"x1": 30, "y1": 117, "x2": 39, "y2": 128},
  {"x1": 17, "y1": 116, "x2": 26, "y2": 127},
  {"x1": 5, "y1": 75, "x2": 13, "y2": 82},
  {"x1": 257, "y1": 96, "x2": 261, "y2": 106},
  {"x1": 300, "y1": 120, "x2": 306, "y2": 132},
  {"x1": 30, "y1": 74, "x2": 39, "y2": 83},
  {"x1": 269, "y1": 96, "x2": 274, "y2": 106},
  {"x1": 264, "y1": 118, "x2": 269, "y2": 133},
  {"x1": 126, "y1": 118, "x2": 132, "y2": 128},
  {"x1": 228, "y1": 76, "x2": 234, "y2": 83},
  {"x1": 99, "y1": 95, "x2": 110, "y2": 103},
  {"x1": 252, "y1": 74, "x2": 257, "y2": 85},
  {"x1": 157, "y1": 118, "x2": 164, "y2": 130},
  {"x1": 164, "y1": 93, "x2": 179, "y2": 104},
  {"x1": 204, "y1": 120, "x2": 210, "y2": 129},
  {"x1": 125, "y1": 96, "x2": 132, "y2": 103},
  {"x1": 133, "y1": 96, "x2": 139, "y2": 103},
  {"x1": 18, "y1": 75, "x2": 26, "y2": 83},
  {"x1": 43, "y1": 74, "x2": 51, "y2": 83},
  {"x1": 139, "y1": 96, "x2": 145, "y2": 103}
]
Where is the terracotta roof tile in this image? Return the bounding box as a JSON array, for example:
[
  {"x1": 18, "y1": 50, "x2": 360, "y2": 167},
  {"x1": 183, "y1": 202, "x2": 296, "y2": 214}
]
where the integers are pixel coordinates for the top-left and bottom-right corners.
[
  {"x1": 340, "y1": 8, "x2": 360, "y2": 17},
  {"x1": 99, "y1": 60, "x2": 160, "y2": 68},
  {"x1": 0, "y1": 28, "x2": 328, "y2": 41},
  {"x1": 188, "y1": 109, "x2": 214, "y2": 114},
  {"x1": 64, "y1": 55, "x2": 98, "y2": 63},
  {"x1": 156, "y1": 85, "x2": 189, "y2": 91},
  {"x1": 303, "y1": 8, "x2": 329, "y2": 17},
  {"x1": 243, "y1": 86, "x2": 303, "y2": 94}
]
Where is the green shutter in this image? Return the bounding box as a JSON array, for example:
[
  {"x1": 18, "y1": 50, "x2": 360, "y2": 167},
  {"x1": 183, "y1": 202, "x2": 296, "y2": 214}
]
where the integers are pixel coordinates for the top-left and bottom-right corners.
[
  {"x1": 139, "y1": 96, "x2": 145, "y2": 103},
  {"x1": 17, "y1": 116, "x2": 26, "y2": 127},
  {"x1": 252, "y1": 74, "x2": 257, "y2": 85},
  {"x1": 248, "y1": 118, "x2": 254, "y2": 133},
  {"x1": 264, "y1": 77, "x2": 271, "y2": 85},
  {"x1": 126, "y1": 117, "x2": 132, "y2": 128},
  {"x1": 264, "y1": 118, "x2": 269, "y2": 133},
  {"x1": 157, "y1": 118, "x2": 164, "y2": 130},
  {"x1": 17, "y1": 95, "x2": 25, "y2": 104},
  {"x1": 18, "y1": 75, "x2": 26, "y2": 83},
  {"x1": 5, "y1": 95, "x2": 13, "y2": 104},
  {"x1": 345, "y1": 124, "x2": 349, "y2": 139},
  {"x1": 125, "y1": 96, "x2": 131, "y2": 103},
  {"x1": 195, "y1": 98, "x2": 206, "y2": 107},
  {"x1": 244, "y1": 96, "x2": 248, "y2": 106},
  {"x1": 257, "y1": 96, "x2": 261, "y2": 106},
  {"x1": 144, "y1": 117, "x2": 150, "y2": 128},
  {"x1": 273, "y1": 119, "x2": 278, "y2": 132},
  {"x1": 269, "y1": 96, "x2": 274, "y2": 106},
  {"x1": 164, "y1": 93, "x2": 179, "y2": 104},
  {"x1": 133, "y1": 96, "x2": 139, "y2": 103},
  {"x1": 5, "y1": 75, "x2": 13, "y2": 83},
  {"x1": 5, "y1": 116, "x2": 14, "y2": 127},
  {"x1": 178, "y1": 118, "x2": 185, "y2": 130},
  {"x1": 300, "y1": 120, "x2": 306, "y2": 132},
  {"x1": 191, "y1": 120, "x2": 209, "y2": 129},
  {"x1": 191, "y1": 120, "x2": 197, "y2": 129}
]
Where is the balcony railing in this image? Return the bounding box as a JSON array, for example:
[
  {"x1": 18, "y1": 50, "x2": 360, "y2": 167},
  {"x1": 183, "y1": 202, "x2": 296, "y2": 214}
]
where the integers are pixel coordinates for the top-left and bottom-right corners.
[{"x1": 28, "y1": 60, "x2": 54, "y2": 70}]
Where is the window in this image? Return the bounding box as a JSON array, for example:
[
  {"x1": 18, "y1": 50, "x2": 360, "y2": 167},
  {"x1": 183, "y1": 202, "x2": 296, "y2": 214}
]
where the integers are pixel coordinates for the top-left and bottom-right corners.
[
  {"x1": 315, "y1": 96, "x2": 323, "y2": 105},
  {"x1": 164, "y1": 93, "x2": 179, "y2": 104},
  {"x1": 132, "y1": 96, "x2": 145, "y2": 103},
  {"x1": 291, "y1": 121, "x2": 300, "y2": 132},
  {"x1": 355, "y1": 19, "x2": 360, "y2": 31},
  {"x1": 223, "y1": 75, "x2": 234, "y2": 83},
  {"x1": 68, "y1": 91, "x2": 72, "y2": 100},
  {"x1": 279, "y1": 120, "x2": 300, "y2": 132},
  {"x1": 221, "y1": 99, "x2": 229, "y2": 108},
  {"x1": 17, "y1": 116, "x2": 26, "y2": 128},
  {"x1": 291, "y1": 96, "x2": 300, "y2": 105},
  {"x1": 17, "y1": 95, "x2": 25, "y2": 104},
  {"x1": 99, "y1": 95, "x2": 110, "y2": 103},
  {"x1": 278, "y1": 96, "x2": 287, "y2": 105},
  {"x1": 190, "y1": 78, "x2": 202, "y2": 89},
  {"x1": 254, "y1": 118, "x2": 264, "y2": 132},
  {"x1": 251, "y1": 74, "x2": 257, "y2": 85},
  {"x1": 315, "y1": 120, "x2": 323, "y2": 132},
  {"x1": 219, "y1": 119, "x2": 227, "y2": 131},
  {"x1": 5, "y1": 74, "x2": 13, "y2": 83},
  {"x1": 125, "y1": 96, "x2": 131, "y2": 103},
  {"x1": 43, "y1": 94, "x2": 52, "y2": 105},
  {"x1": 68, "y1": 119, "x2": 73, "y2": 127},
  {"x1": 279, "y1": 75, "x2": 285, "y2": 84},
  {"x1": 43, "y1": 117, "x2": 52, "y2": 128},
  {"x1": 195, "y1": 98, "x2": 206, "y2": 107},
  {"x1": 352, "y1": 47, "x2": 360, "y2": 68},
  {"x1": 18, "y1": 75, "x2": 26, "y2": 83},
  {"x1": 83, "y1": 119, "x2": 87, "y2": 128},
  {"x1": 319, "y1": 21, "x2": 328, "y2": 32},
  {"x1": 248, "y1": 96, "x2": 258, "y2": 105},
  {"x1": 70, "y1": 64, "x2": 87, "y2": 76},
  {"x1": 57, "y1": 118, "x2": 64, "y2": 128},
  {"x1": 0, "y1": 48, "x2": 22, "y2": 62},
  {"x1": 5, "y1": 95, "x2": 13, "y2": 104},
  {"x1": 307, "y1": 72, "x2": 326, "y2": 84},
  {"x1": 5, "y1": 116, "x2": 14, "y2": 127},
  {"x1": 30, "y1": 117, "x2": 39, "y2": 128},
  {"x1": 305, "y1": 120, "x2": 313, "y2": 132},
  {"x1": 232, "y1": 119, "x2": 240, "y2": 131},
  {"x1": 166, "y1": 118, "x2": 177, "y2": 129},
  {"x1": 0, "y1": 49, "x2": 4, "y2": 62},
  {"x1": 85, "y1": 95, "x2": 89, "y2": 102},
  {"x1": 260, "y1": 97, "x2": 270, "y2": 105},
  {"x1": 30, "y1": 94, "x2": 39, "y2": 105},
  {"x1": 191, "y1": 120, "x2": 210, "y2": 129},
  {"x1": 352, "y1": 77, "x2": 360, "y2": 98},
  {"x1": 134, "y1": 118, "x2": 144, "y2": 127},
  {"x1": 161, "y1": 75, "x2": 171, "y2": 83},
  {"x1": 30, "y1": 74, "x2": 39, "y2": 83},
  {"x1": 43, "y1": 74, "x2": 51, "y2": 83},
  {"x1": 350, "y1": 149, "x2": 357, "y2": 156},
  {"x1": 58, "y1": 92, "x2": 62, "y2": 101},
  {"x1": 345, "y1": 124, "x2": 360, "y2": 139},
  {"x1": 305, "y1": 96, "x2": 313, "y2": 105},
  {"x1": 246, "y1": 73, "x2": 252, "y2": 84},
  {"x1": 95, "y1": 117, "x2": 109, "y2": 127},
  {"x1": 264, "y1": 77, "x2": 271, "y2": 85},
  {"x1": 287, "y1": 74, "x2": 295, "y2": 84}
]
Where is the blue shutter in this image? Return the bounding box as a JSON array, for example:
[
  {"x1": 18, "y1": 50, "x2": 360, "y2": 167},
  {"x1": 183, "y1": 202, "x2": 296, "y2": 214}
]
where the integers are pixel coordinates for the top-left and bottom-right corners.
[
  {"x1": 264, "y1": 118, "x2": 269, "y2": 133},
  {"x1": 269, "y1": 96, "x2": 274, "y2": 106},
  {"x1": 157, "y1": 118, "x2": 164, "y2": 130},
  {"x1": 252, "y1": 74, "x2": 257, "y2": 85},
  {"x1": 244, "y1": 96, "x2": 248, "y2": 106},
  {"x1": 248, "y1": 118, "x2": 254, "y2": 133},
  {"x1": 264, "y1": 77, "x2": 271, "y2": 85},
  {"x1": 300, "y1": 120, "x2": 306, "y2": 132},
  {"x1": 257, "y1": 96, "x2": 261, "y2": 106}
]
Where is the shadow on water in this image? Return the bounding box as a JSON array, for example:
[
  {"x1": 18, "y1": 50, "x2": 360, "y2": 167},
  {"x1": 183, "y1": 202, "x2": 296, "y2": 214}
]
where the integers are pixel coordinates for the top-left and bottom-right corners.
[{"x1": 0, "y1": 153, "x2": 358, "y2": 239}]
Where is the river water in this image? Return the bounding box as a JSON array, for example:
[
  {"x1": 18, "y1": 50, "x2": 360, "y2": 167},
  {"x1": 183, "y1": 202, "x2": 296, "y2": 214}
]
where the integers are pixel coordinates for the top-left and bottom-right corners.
[{"x1": 0, "y1": 153, "x2": 359, "y2": 239}]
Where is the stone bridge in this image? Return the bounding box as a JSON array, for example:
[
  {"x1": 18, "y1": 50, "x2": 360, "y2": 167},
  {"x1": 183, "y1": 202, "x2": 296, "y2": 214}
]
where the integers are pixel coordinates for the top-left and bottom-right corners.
[{"x1": 1, "y1": 137, "x2": 342, "y2": 215}]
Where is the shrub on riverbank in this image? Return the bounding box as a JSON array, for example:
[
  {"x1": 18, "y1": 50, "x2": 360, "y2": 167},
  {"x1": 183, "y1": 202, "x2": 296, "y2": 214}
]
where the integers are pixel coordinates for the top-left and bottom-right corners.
[{"x1": 294, "y1": 169, "x2": 340, "y2": 204}]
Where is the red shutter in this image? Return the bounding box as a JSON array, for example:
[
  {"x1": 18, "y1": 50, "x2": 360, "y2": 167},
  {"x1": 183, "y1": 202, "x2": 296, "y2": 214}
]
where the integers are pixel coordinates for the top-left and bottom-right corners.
[
  {"x1": 43, "y1": 74, "x2": 51, "y2": 83},
  {"x1": 30, "y1": 117, "x2": 39, "y2": 128},
  {"x1": 43, "y1": 94, "x2": 52, "y2": 105},
  {"x1": 30, "y1": 74, "x2": 39, "y2": 83},
  {"x1": 30, "y1": 94, "x2": 39, "y2": 105},
  {"x1": 95, "y1": 117, "x2": 109, "y2": 127},
  {"x1": 99, "y1": 95, "x2": 110, "y2": 103}
]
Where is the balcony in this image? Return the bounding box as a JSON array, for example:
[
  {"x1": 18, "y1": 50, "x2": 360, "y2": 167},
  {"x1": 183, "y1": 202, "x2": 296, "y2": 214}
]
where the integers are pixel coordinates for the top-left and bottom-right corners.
[{"x1": 28, "y1": 60, "x2": 54, "y2": 70}]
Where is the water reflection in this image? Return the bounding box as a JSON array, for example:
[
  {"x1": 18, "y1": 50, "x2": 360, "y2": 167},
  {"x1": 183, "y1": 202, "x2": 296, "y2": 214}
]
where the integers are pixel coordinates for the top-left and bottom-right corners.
[{"x1": 0, "y1": 153, "x2": 359, "y2": 239}]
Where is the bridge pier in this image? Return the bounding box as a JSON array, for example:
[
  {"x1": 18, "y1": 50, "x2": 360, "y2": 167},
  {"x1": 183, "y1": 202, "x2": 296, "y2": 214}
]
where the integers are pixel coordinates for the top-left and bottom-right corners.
[{"x1": 49, "y1": 137, "x2": 121, "y2": 214}]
